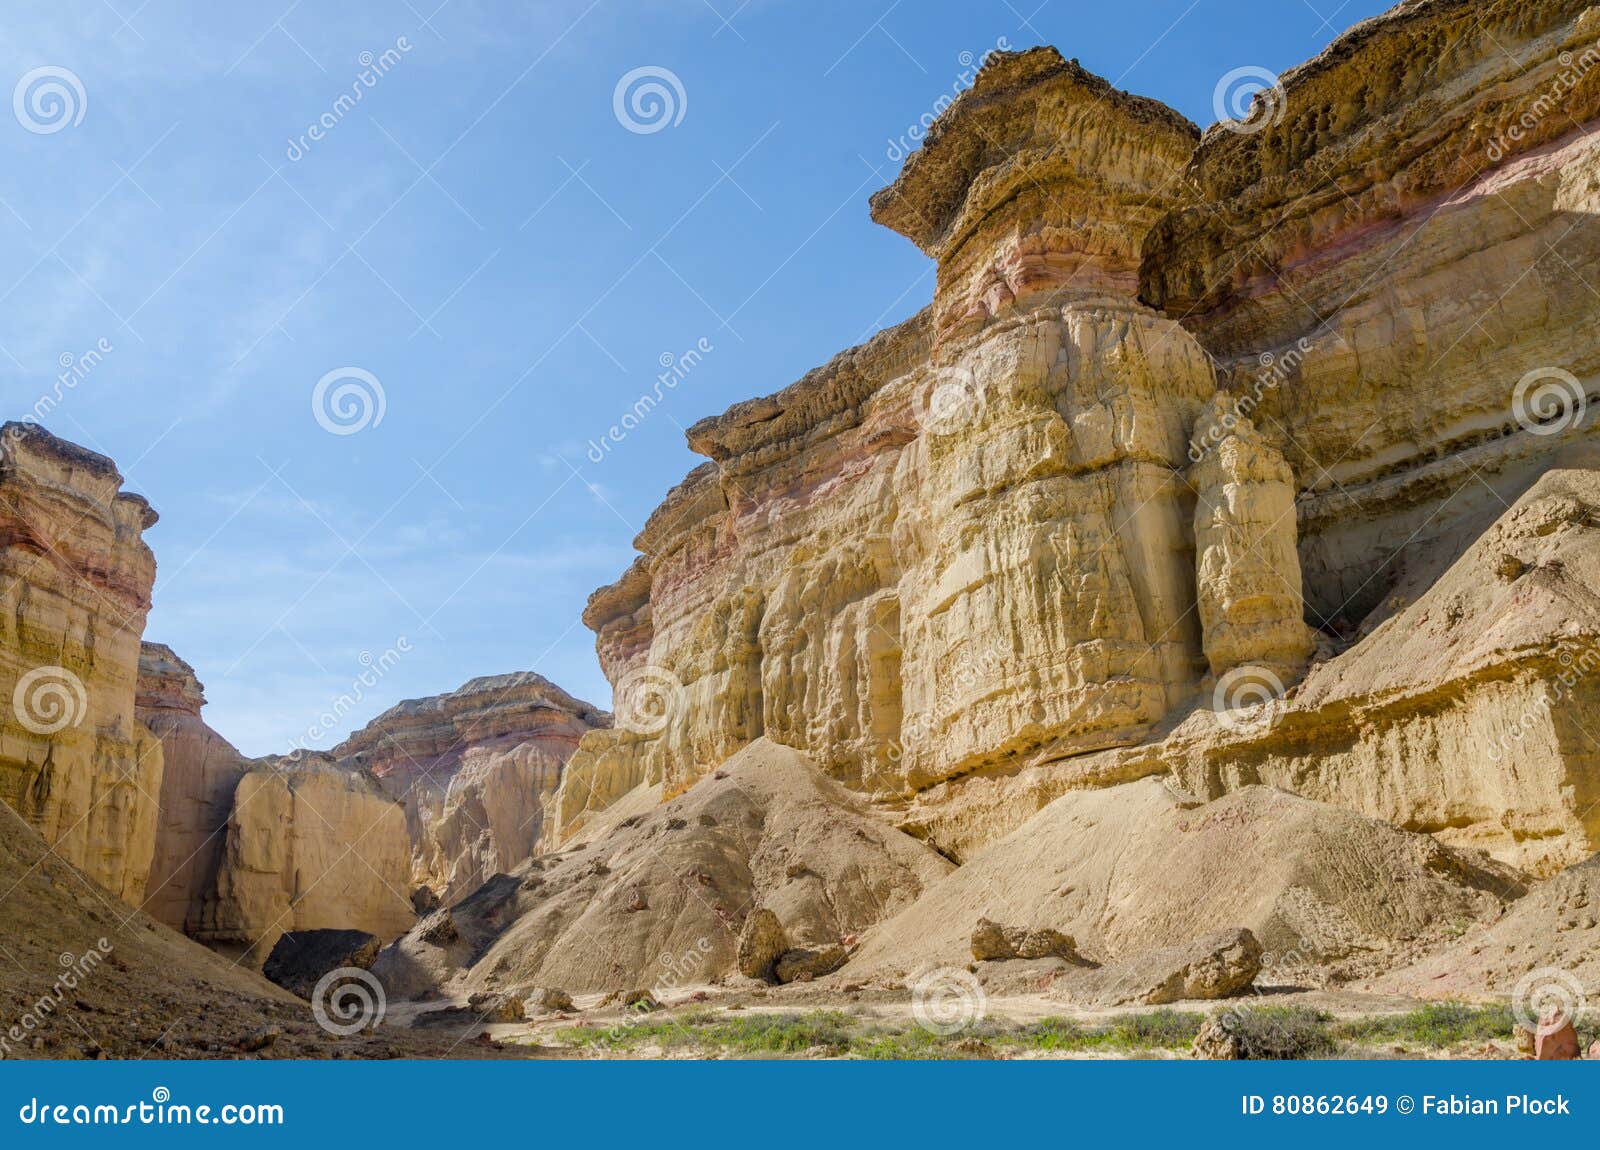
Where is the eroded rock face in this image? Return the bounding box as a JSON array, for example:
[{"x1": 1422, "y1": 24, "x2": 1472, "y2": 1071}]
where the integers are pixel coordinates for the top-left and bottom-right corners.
[
  {"x1": 1142, "y1": 0, "x2": 1600, "y2": 627},
  {"x1": 554, "y1": 10, "x2": 1600, "y2": 887},
  {"x1": 0, "y1": 422, "x2": 163, "y2": 905},
  {"x1": 137, "y1": 643, "x2": 250, "y2": 931},
  {"x1": 551, "y1": 55, "x2": 1229, "y2": 837},
  {"x1": 333, "y1": 673, "x2": 608, "y2": 902},
  {"x1": 193, "y1": 758, "x2": 413, "y2": 964}
]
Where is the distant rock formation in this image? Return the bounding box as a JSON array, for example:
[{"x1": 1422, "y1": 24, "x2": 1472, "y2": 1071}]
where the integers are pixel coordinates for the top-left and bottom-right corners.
[
  {"x1": 193, "y1": 756, "x2": 414, "y2": 965},
  {"x1": 137, "y1": 642, "x2": 250, "y2": 931},
  {"x1": 333, "y1": 672, "x2": 608, "y2": 902},
  {"x1": 0, "y1": 422, "x2": 163, "y2": 904}
]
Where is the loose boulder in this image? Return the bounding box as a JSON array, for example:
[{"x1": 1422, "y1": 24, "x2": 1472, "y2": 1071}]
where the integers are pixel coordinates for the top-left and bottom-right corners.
[
  {"x1": 737, "y1": 908, "x2": 789, "y2": 981},
  {"x1": 261, "y1": 929, "x2": 381, "y2": 1000}
]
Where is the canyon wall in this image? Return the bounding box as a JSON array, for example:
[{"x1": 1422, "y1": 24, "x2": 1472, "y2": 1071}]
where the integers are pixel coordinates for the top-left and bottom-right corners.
[
  {"x1": 334, "y1": 672, "x2": 607, "y2": 903},
  {"x1": 137, "y1": 642, "x2": 251, "y2": 931},
  {"x1": 192, "y1": 756, "x2": 414, "y2": 964},
  {"x1": 0, "y1": 422, "x2": 163, "y2": 904},
  {"x1": 552, "y1": 3, "x2": 1600, "y2": 876}
]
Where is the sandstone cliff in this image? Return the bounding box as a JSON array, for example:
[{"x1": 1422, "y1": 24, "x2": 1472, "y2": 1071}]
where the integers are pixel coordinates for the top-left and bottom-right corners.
[
  {"x1": 334, "y1": 672, "x2": 607, "y2": 902},
  {"x1": 550, "y1": 6, "x2": 1600, "y2": 883},
  {"x1": 137, "y1": 642, "x2": 251, "y2": 932},
  {"x1": 193, "y1": 756, "x2": 414, "y2": 965},
  {"x1": 0, "y1": 422, "x2": 163, "y2": 904}
]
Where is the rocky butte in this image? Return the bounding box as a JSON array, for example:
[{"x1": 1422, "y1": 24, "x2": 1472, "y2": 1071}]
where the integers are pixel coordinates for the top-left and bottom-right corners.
[{"x1": 4, "y1": 0, "x2": 1600, "y2": 1054}]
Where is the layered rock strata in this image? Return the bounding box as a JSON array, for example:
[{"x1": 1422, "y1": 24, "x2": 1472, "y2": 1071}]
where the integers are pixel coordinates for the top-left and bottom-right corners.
[
  {"x1": 553, "y1": 52, "x2": 1278, "y2": 838},
  {"x1": 553, "y1": 7, "x2": 1600, "y2": 884},
  {"x1": 0, "y1": 422, "x2": 163, "y2": 904},
  {"x1": 333, "y1": 673, "x2": 607, "y2": 902}
]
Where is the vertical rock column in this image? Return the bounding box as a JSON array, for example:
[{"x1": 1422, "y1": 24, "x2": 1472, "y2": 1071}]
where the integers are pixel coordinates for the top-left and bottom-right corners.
[
  {"x1": 0, "y1": 422, "x2": 164, "y2": 905},
  {"x1": 1188, "y1": 396, "x2": 1315, "y2": 683}
]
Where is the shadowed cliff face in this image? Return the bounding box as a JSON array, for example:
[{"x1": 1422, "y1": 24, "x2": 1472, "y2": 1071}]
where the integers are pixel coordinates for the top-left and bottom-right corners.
[
  {"x1": 137, "y1": 642, "x2": 250, "y2": 933},
  {"x1": 0, "y1": 422, "x2": 164, "y2": 905},
  {"x1": 553, "y1": 5, "x2": 1600, "y2": 880}
]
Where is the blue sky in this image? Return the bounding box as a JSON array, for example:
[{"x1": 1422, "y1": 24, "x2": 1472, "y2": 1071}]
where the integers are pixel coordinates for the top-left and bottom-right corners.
[{"x1": 2, "y1": 0, "x2": 1394, "y2": 755}]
